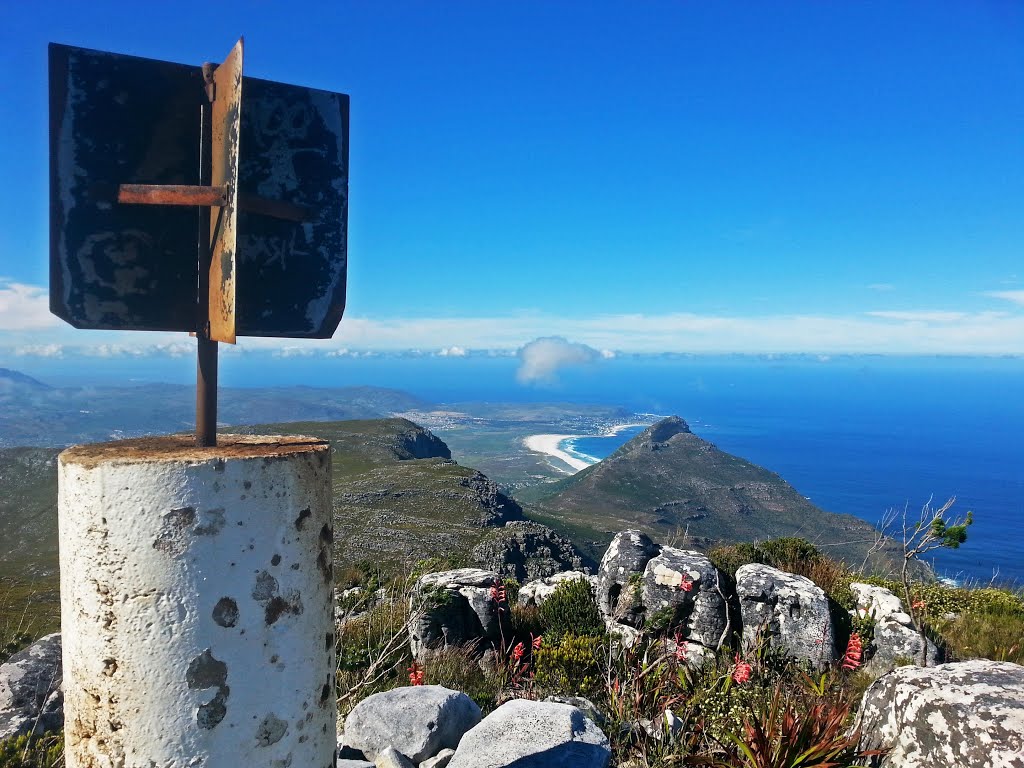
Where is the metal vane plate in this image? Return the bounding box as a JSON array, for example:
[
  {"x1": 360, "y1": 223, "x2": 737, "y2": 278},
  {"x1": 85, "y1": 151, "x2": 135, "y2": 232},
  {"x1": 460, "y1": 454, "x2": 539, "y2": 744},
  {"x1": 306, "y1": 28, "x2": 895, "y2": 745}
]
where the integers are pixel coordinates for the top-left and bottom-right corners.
[
  {"x1": 49, "y1": 44, "x2": 201, "y2": 332},
  {"x1": 235, "y1": 79, "x2": 349, "y2": 338}
]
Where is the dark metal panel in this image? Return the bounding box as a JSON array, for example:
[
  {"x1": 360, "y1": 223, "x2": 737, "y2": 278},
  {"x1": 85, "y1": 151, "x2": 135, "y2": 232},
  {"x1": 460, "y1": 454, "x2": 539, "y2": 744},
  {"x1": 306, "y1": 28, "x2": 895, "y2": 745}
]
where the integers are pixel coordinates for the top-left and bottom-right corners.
[
  {"x1": 235, "y1": 78, "x2": 349, "y2": 338},
  {"x1": 208, "y1": 39, "x2": 243, "y2": 344},
  {"x1": 48, "y1": 44, "x2": 202, "y2": 332}
]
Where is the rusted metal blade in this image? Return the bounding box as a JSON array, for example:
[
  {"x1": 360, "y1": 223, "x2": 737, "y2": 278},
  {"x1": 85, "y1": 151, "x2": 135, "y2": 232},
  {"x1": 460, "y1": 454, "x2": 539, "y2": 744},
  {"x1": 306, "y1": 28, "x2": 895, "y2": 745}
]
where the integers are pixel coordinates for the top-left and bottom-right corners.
[
  {"x1": 118, "y1": 184, "x2": 228, "y2": 207},
  {"x1": 208, "y1": 38, "x2": 243, "y2": 345}
]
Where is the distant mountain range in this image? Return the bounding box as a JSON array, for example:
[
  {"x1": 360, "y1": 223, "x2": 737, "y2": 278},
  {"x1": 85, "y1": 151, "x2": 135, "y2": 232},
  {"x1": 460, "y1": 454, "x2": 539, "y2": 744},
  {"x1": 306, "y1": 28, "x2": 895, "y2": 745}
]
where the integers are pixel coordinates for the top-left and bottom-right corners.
[{"x1": 0, "y1": 368, "x2": 427, "y2": 447}]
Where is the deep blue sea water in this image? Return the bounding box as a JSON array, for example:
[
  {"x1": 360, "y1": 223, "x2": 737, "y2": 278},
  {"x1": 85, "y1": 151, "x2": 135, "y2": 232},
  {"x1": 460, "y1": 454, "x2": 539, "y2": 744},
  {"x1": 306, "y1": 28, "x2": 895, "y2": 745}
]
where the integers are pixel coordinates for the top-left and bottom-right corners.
[{"x1": 23, "y1": 353, "x2": 1024, "y2": 584}]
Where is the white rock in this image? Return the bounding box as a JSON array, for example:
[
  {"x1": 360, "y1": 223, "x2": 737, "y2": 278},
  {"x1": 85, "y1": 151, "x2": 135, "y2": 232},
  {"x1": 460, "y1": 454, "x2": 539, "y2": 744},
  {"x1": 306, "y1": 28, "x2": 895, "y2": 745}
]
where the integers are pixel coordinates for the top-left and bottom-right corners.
[
  {"x1": 857, "y1": 659, "x2": 1024, "y2": 767},
  {"x1": 343, "y1": 685, "x2": 481, "y2": 763},
  {"x1": 850, "y1": 582, "x2": 940, "y2": 674},
  {"x1": 736, "y1": 564, "x2": 837, "y2": 669},
  {"x1": 410, "y1": 569, "x2": 504, "y2": 659},
  {"x1": 447, "y1": 699, "x2": 610, "y2": 768},
  {"x1": 518, "y1": 571, "x2": 594, "y2": 607},
  {"x1": 374, "y1": 746, "x2": 414, "y2": 768},
  {"x1": 420, "y1": 747, "x2": 456, "y2": 768}
]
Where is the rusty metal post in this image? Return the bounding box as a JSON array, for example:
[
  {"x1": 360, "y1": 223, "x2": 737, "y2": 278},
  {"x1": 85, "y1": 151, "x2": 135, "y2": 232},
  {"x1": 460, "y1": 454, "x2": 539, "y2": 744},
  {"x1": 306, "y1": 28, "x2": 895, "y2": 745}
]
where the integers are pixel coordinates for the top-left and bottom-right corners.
[{"x1": 196, "y1": 63, "x2": 218, "y2": 448}]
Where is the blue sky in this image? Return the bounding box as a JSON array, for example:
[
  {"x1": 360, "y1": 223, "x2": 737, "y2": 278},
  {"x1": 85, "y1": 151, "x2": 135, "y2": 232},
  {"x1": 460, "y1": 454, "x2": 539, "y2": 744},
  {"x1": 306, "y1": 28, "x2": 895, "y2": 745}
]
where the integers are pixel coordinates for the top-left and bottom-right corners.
[{"x1": 1, "y1": 1, "x2": 1023, "y2": 361}]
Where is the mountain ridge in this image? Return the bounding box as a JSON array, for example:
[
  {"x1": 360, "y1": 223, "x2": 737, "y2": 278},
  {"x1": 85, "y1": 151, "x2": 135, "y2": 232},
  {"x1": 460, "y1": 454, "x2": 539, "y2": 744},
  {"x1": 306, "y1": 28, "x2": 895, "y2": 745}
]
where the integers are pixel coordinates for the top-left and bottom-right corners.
[{"x1": 524, "y1": 415, "x2": 899, "y2": 570}]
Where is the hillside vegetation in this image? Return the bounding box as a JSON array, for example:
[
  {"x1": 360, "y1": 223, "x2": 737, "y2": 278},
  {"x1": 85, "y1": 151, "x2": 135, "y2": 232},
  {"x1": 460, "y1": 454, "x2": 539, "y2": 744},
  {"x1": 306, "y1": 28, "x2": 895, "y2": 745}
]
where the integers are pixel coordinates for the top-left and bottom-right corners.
[{"x1": 522, "y1": 417, "x2": 906, "y2": 571}]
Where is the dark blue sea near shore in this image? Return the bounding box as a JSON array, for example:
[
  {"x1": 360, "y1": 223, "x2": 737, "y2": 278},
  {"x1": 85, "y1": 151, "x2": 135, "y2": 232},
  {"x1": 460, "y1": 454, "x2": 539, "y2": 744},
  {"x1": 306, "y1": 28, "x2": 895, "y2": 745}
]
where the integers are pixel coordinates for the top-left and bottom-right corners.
[{"x1": 28, "y1": 353, "x2": 1024, "y2": 584}]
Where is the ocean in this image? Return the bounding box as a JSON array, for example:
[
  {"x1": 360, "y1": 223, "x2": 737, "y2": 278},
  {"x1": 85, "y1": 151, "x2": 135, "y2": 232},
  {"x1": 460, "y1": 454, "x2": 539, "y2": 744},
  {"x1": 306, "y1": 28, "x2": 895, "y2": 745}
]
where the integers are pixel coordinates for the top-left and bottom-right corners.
[{"x1": 25, "y1": 353, "x2": 1024, "y2": 584}]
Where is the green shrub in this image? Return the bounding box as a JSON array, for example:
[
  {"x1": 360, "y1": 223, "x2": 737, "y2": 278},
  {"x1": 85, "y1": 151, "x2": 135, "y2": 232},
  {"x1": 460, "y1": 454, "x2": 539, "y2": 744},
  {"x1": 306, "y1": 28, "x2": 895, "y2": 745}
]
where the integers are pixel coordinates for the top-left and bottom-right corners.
[
  {"x1": 0, "y1": 731, "x2": 63, "y2": 768},
  {"x1": 533, "y1": 633, "x2": 603, "y2": 697},
  {"x1": 538, "y1": 578, "x2": 604, "y2": 642}
]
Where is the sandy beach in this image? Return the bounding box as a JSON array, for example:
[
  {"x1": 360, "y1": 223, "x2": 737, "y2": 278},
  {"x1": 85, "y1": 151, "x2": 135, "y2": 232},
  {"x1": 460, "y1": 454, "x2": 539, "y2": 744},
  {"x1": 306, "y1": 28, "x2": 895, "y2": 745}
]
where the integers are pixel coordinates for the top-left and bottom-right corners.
[{"x1": 522, "y1": 434, "x2": 591, "y2": 472}]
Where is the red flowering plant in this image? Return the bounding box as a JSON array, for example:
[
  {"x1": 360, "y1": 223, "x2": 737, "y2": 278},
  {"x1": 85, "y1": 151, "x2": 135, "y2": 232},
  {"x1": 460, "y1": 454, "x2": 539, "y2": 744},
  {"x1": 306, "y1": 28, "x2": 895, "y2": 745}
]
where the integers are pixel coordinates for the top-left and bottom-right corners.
[
  {"x1": 487, "y1": 578, "x2": 543, "y2": 694},
  {"x1": 407, "y1": 661, "x2": 425, "y2": 686},
  {"x1": 841, "y1": 633, "x2": 863, "y2": 671}
]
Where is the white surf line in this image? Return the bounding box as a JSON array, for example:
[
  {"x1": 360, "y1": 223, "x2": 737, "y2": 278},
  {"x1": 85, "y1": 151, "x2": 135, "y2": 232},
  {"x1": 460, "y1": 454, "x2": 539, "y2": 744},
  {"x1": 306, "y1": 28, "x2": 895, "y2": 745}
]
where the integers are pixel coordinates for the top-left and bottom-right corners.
[{"x1": 522, "y1": 434, "x2": 591, "y2": 472}]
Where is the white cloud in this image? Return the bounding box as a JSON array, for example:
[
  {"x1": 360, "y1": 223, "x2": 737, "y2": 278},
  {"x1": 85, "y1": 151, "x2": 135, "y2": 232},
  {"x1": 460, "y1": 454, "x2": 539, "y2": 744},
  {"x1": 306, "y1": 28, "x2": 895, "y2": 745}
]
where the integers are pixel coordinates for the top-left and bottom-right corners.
[
  {"x1": 1, "y1": 280, "x2": 1023, "y2": 357},
  {"x1": 15, "y1": 344, "x2": 64, "y2": 358},
  {"x1": 0, "y1": 280, "x2": 60, "y2": 331},
  {"x1": 866, "y1": 310, "x2": 970, "y2": 323},
  {"x1": 437, "y1": 346, "x2": 467, "y2": 357},
  {"x1": 516, "y1": 337, "x2": 601, "y2": 384},
  {"x1": 984, "y1": 290, "x2": 1024, "y2": 307}
]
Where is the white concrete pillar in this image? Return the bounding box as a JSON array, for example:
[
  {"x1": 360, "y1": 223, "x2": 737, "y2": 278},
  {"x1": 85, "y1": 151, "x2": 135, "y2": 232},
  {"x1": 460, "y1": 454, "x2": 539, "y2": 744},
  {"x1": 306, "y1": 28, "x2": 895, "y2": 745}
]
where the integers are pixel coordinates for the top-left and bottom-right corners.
[{"x1": 58, "y1": 434, "x2": 336, "y2": 768}]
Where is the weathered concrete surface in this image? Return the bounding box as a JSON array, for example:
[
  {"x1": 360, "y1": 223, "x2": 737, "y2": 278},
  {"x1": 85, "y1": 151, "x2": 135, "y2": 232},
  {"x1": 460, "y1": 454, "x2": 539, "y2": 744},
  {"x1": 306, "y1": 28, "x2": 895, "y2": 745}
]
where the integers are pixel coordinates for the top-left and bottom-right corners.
[
  {"x1": 342, "y1": 685, "x2": 481, "y2": 763},
  {"x1": 58, "y1": 434, "x2": 336, "y2": 768},
  {"x1": 447, "y1": 699, "x2": 610, "y2": 768},
  {"x1": 736, "y1": 564, "x2": 836, "y2": 669},
  {"x1": 0, "y1": 633, "x2": 63, "y2": 739},
  {"x1": 856, "y1": 660, "x2": 1024, "y2": 767}
]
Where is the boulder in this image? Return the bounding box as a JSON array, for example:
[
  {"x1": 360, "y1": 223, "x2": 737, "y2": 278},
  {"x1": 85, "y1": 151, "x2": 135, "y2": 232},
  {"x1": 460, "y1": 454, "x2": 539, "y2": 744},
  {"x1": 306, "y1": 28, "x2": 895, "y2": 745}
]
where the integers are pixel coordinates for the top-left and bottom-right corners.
[
  {"x1": 420, "y1": 748, "x2": 455, "y2": 768},
  {"x1": 336, "y1": 761, "x2": 374, "y2": 768},
  {"x1": 735, "y1": 564, "x2": 836, "y2": 669},
  {"x1": 342, "y1": 685, "x2": 481, "y2": 763},
  {"x1": 543, "y1": 695, "x2": 605, "y2": 726},
  {"x1": 374, "y1": 746, "x2": 415, "y2": 768},
  {"x1": 856, "y1": 660, "x2": 1024, "y2": 767},
  {"x1": 0, "y1": 633, "x2": 63, "y2": 739},
  {"x1": 604, "y1": 619, "x2": 643, "y2": 649},
  {"x1": 410, "y1": 569, "x2": 505, "y2": 659},
  {"x1": 596, "y1": 530, "x2": 660, "y2": 624},
  {"x1": 851, "y1": 583, "x2": 940, "y2": 674},
  {"x1": 472, "y1": 521, "x2": 583, "y2": 581},
  {"x1": 519, "y1": 571, "x2": 595, "y2": 607},
  {"x1": 447, "y1": 699, "x2": 610, "y2": 768},
  {"x1": 640, "y1": 547, "x2": 729, "y2": 650}
]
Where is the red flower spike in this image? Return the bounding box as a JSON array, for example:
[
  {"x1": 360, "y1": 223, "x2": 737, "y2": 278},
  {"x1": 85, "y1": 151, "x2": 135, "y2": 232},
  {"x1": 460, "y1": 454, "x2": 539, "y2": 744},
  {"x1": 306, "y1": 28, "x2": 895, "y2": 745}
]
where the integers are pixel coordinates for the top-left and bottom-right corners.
[
  {"x1": 842, "y1": 632, "x2": 863, "y2": 671},
  {"x1": 532, "y1": 634, "x2": 543, "y2": 651},
  {"x1": 732, "y1": 653, "x2": 752, "y2": 684}
]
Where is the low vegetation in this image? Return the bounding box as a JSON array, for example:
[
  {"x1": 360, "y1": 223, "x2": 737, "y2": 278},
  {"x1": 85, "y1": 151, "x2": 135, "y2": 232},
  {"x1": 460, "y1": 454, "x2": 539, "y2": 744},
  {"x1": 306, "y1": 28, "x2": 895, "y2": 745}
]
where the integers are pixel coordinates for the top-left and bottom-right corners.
[
  {"x1": 328, "y1": 542, "x2": 1023, "y2": 767},
  {"x1": 4, "y1": 533, "x2": 1022, "y2": 767}
]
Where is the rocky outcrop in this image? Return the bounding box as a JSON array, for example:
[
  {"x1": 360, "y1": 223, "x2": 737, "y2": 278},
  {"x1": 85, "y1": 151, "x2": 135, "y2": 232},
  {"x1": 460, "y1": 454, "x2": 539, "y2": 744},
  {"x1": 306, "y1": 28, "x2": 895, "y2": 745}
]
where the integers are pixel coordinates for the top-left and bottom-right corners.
[
  {"x1": 851, "y1": 583, "x2": 940, "y2": 674},
  {"x1": 447, "y1": 699, "x2": 610, "y2": 768},
  {"x1": 641, "y1": 547, "x2": 729, "y2": 650},
  {"x1": 472, "y1": 521, "x2": 583, "y2": 581},
  {"x1": 518, "y1": 571, "x2": 596, "y2": 607},
  {"x1": 409, "y1": 569, "x2": 505, "y2": 660},
  {"x1": 0, "y1": 633, "x2": 63, "y2": 739},
  {"x1": 341, "y1": 685, "x2": 480, "y2": 763},
  {"x1": 736, "y1": 564, "x2": 836, "y2": 669},
  {"x1": 856, "y1": 660, "x2": 1024, "y2": 767},
  {"x1": 456, "y1": 472, "x2": 525, "y2": 527},
  {"x1": 596, "y1": 530, "x2": 660, "y2": 623}
]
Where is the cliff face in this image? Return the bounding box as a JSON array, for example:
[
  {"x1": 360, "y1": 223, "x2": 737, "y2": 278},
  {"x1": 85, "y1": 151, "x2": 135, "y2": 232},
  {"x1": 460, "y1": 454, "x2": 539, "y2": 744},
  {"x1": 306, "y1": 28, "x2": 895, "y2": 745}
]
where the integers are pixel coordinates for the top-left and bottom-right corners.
[{"x1": 526, "y1": 416, "x2": 897, "y2": 570}]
